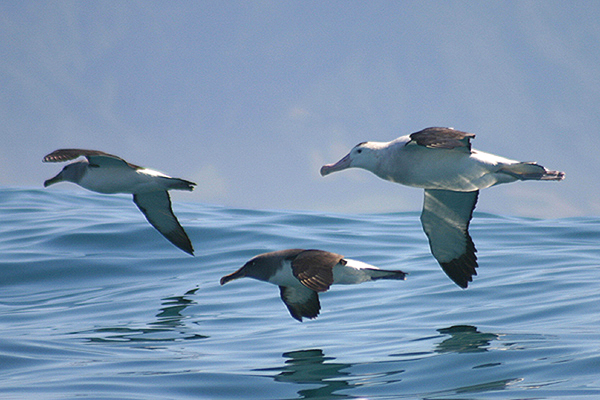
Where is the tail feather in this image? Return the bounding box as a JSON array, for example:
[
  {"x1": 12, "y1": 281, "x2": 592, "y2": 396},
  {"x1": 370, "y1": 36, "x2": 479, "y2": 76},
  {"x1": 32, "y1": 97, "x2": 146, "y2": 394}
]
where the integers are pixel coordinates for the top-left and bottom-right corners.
[
  {"x1": 171, "y1": 178, "x2": 197, "y2": 191},
  {"x1": 501, "y1": 162, "x2": 565, "y2": 181},
  {"x1": 538, "y1": 169, "x2": 565, "y2": 181}
]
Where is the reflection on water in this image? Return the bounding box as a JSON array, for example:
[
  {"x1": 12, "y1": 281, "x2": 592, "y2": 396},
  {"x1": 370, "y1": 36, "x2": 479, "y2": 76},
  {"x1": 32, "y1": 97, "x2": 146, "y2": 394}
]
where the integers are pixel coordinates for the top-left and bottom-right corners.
[
  {"x1": 84, "y1": 288, "x2": 207, "y2": 343},
  {"x1": 265, "y1": 327, "x2": 507, "y2": 399},
  {"x1": 433, "y1": 326, "x2": 524, "y2": 396},
  {"x1": 261, "y1": 349, "x2": 353, "y2": 399},
  {"x1": 261, "y1": 348, "x2": 407, "y2": 399},
  {"x1": 152, "y1": 288, "x2": 199, "y2": 329},
  {"x1": 454, "y1": 378, "x2": 523, "y2": 395},
  {"x1": 435, "y1": 325, "x2": 499, "y2": 353}
]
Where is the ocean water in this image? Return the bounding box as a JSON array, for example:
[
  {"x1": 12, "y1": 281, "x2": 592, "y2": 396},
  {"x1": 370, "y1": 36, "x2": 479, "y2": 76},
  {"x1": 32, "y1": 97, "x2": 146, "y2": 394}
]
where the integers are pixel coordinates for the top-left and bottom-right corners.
[{"x1": 1, "y1": 187, "x2": 599, "y2": 400}]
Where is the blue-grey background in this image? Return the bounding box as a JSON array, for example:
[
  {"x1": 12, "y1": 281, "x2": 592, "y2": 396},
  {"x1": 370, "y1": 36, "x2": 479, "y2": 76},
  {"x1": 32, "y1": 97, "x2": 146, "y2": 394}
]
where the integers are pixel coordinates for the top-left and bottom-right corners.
[
  {"x1": 2, "y1": 4, "x2": 600, "y2": 398},
  {"x1": 2, "y1": 1, "x2": 597, "y2": 218}
]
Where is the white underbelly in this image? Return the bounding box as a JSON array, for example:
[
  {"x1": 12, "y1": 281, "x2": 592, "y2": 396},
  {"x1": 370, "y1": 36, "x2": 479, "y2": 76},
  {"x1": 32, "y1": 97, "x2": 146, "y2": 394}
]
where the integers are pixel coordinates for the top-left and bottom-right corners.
[
  {"x1": 383, "y1": 148, "x2": 519, "y2": 191},
  {"x1": 268, "y1": 261, "x2": 305, "y2": 288},
  {"x1": 333, "y1": 259, "x2": 377, "y2": 285},
  {"x1": 80, "y1": 168, "x2": 164, "y2": 194}
]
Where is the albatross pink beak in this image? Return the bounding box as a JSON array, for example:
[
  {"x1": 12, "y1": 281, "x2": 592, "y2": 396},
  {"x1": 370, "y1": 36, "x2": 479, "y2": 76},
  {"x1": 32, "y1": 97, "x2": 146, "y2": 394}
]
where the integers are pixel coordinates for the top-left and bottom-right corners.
[{"x1": 320, "y1": 153, "x2": 352, "y2": 176}]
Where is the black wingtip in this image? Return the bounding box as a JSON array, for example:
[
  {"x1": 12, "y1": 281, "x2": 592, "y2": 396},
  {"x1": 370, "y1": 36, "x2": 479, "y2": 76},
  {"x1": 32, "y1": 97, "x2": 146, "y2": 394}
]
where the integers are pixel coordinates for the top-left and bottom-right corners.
[
  {"x1": 179, "y1": 238, "x2": 195, "y2": 256},
  {"x1": 287, "y1": 306, "x2": 320, "y2": 322},
  {"x1": 132, "y1": 193, "x2": 195, "y2": 256},
  {"x1": 440, "y1": 251, "x2": 478, "y2": 289},
  {"x1": 159, "y1": 235, "x2": 194, "y2": 256},
  {"x1": 279, "y1": 286, "x2": 321, "y2": 322},
  {"x1": 440, "y1": 231, "x2": 478, "y2": 289}
]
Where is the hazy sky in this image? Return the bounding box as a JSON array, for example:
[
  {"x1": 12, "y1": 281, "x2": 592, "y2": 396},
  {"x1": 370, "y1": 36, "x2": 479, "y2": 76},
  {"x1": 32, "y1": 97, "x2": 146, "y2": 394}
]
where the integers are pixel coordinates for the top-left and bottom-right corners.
[{"x1": 2, "y1": 1, "x2": 599, "y2": 218}]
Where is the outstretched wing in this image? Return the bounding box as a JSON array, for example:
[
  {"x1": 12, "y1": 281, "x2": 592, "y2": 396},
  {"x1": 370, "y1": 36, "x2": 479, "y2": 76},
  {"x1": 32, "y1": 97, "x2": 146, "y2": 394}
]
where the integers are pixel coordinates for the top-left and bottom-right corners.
[
  {"x1": 409, "y1": 127, "x2": 474, "y2": 150},
  {"x1": 43, "y1": 149, "x2": 142, "y2": 169},
  {"x1": 133, "y1": 192, "x2": 194, "y2": 255},
  {"x1": 279, "y1": 286, "x2": 321, "y2": 322},
  {"x1": 291, "y1": 250, "x2": 345, "y2": 292},
  {"x1": 420, "y1": 189, "x2": 478, "y2": 288}
]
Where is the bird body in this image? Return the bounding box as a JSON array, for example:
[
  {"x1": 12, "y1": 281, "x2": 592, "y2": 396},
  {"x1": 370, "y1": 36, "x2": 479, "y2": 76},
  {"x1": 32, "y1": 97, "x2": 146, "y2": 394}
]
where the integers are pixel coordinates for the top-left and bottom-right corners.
[
  {"x1": 323, "y1": 130, "x2": 562, "y2": 192},
  {"x1": 321, "y1": 127, "x2": 564, "y2": 288},
  {"x1": 379, "y1": 141, "x2": 523, "y2": 191},
  {"x1": 63, "y1": 162, "x2": 183, "y2": 194},
  {"x1": 43, "y1": 149, "x2": 195, "y2": 255},
  {"x1": 220, "y1": 249, "x2": 406, "y2": 321}
]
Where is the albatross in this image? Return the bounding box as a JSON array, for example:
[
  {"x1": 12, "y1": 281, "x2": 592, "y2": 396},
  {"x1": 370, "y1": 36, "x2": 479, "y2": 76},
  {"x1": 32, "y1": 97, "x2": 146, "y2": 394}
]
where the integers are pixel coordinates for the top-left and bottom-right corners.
[
  {"x1": 43, "y1": 149, "x2": 196, "y2": 255},
  {"x1": 220, "y1": 249, "x2": 406, "y2": 321},
  {"x1": 320, "y1": 127, "x2": 565, "y2": 288}
]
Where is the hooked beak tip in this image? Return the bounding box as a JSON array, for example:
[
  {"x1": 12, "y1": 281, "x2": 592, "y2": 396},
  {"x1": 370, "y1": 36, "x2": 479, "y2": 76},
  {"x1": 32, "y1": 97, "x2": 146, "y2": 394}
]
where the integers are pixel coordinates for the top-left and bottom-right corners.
[
  {"x1": 44, "y1": 171, "x2": 64, "y2": 187},
  {"x1": 44, "y1": 177, "x2": 59, "y2": 187},
  {"x1": 320, "y1": 154, "x2": 351, "y2": 177},
  {"x1": 319, "y1": 165, "x2": 331, "y2": 177}
]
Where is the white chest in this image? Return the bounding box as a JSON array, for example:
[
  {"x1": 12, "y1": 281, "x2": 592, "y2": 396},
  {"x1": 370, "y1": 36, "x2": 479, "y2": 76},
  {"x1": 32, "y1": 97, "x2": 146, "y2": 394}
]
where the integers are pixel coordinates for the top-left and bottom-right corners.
[{"x1": 267, "y1": 261, "x2": 303, "y2": 288}]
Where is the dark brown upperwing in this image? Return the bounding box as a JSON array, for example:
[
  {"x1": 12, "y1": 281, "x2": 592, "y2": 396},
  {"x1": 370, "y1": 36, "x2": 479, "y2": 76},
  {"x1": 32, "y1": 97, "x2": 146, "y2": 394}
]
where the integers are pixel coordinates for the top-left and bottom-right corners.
[
  {"x1": 291, "y1": 250, "x2": 344, "y2": 292},
  {"x1": 43, "y1": 149, "x2": 142, "y2": 169},
  {"x1": 409, "y1": 127, "x2": 475, "y2": 150}
]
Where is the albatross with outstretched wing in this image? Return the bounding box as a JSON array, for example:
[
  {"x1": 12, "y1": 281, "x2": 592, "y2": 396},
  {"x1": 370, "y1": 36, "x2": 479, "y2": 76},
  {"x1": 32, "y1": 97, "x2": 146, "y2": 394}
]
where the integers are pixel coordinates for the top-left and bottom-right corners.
[
  {"x1": 321, "y1": 127, "x2": 565, "y2": 288},
  {"x1": 43, "y1": 149, "x2": 196, "y2": 255},
  {"x1": 220, "y1": 249, "x2": 406, "y2": 321}
]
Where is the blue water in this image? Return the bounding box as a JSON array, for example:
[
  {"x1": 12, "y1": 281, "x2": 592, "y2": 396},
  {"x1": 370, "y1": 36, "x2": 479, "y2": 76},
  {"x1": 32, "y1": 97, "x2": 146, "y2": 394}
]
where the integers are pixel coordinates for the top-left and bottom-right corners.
[{"x1": 1, "y1": 187, "x2": 599, "y2": 399}]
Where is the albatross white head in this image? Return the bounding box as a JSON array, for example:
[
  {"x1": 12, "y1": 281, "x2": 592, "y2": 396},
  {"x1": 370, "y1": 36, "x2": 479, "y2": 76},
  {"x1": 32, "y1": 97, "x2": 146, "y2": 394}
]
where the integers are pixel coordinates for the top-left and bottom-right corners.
[{"x1": 320, "y1": 141, "x2": 385, "y2": 176}]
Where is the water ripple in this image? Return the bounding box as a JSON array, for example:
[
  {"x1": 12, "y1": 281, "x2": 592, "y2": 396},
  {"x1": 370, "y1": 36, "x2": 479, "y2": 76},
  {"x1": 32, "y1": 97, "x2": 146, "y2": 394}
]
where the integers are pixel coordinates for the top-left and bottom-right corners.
[{"x1": 1, "y1": 187, "x2": 599, "y2": 399}]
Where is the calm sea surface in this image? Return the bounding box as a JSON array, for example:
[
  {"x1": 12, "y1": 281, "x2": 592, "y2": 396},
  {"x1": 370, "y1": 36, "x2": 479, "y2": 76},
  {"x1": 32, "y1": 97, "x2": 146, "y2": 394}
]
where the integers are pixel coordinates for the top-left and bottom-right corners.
[{"x1": 1, "y1": 187, "x2": 599, "y2": 399}]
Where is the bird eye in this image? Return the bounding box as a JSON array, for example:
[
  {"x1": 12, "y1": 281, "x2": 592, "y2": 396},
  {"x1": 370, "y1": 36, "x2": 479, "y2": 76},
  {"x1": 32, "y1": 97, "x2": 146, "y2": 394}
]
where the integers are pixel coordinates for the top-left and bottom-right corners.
[{"x1": 357, "y1": 149, "x2": 362, "y2": 154}]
